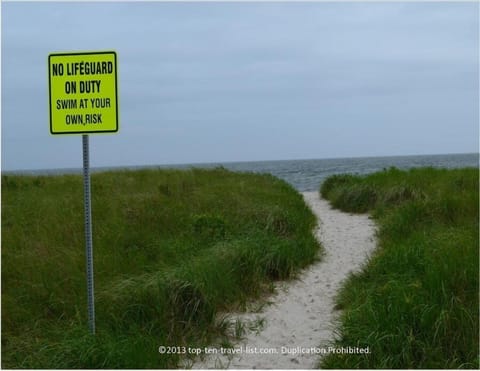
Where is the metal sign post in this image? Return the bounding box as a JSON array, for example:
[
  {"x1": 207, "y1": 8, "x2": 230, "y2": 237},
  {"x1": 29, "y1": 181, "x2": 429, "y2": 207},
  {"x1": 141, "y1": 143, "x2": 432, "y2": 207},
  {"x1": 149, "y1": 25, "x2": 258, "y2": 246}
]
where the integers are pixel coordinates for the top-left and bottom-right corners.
[
  {"x1": 48, "y1": 50, "x2": 118, "y2": 335},
  {"x1": 82, "y1": 134, "x2": 95, "y2": 334}
]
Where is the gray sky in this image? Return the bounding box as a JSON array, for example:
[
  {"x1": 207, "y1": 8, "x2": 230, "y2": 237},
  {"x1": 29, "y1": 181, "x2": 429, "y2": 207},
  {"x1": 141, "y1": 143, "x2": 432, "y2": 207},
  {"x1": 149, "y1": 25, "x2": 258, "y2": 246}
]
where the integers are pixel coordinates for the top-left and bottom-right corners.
[{"x1": 2, "y1": 1, "x2": 479, "y2": 171}]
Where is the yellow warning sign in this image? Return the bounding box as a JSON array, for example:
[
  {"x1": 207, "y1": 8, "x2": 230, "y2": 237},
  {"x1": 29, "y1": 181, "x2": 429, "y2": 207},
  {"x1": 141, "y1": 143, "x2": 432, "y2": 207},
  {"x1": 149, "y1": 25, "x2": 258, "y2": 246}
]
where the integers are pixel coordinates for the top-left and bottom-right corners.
[{"x1": 48, "y1": 51, "x2": 118, "y2": 135}]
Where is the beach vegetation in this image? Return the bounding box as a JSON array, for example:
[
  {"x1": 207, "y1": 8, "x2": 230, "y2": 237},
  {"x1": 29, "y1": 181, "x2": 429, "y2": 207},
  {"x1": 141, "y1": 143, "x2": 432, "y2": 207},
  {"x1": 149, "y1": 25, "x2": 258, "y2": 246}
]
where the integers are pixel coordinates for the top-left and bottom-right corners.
[
  {"x1": 319, "y1": 167, "x2": 479, "y2": 369},
  {"x1": 1, "y1": 168, "x2": 319, "y2": 368}
]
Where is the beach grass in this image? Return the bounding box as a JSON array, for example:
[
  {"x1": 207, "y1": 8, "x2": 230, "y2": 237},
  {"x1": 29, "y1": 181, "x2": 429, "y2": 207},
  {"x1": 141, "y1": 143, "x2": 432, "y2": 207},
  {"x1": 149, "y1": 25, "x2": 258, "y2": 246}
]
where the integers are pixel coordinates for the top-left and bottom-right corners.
[
  {"x1": 319, "y1": 167, "x2": 479, "y2": 369},
  {"x1": 1, "y1": 167, "x2": 319, "y2": 368}
]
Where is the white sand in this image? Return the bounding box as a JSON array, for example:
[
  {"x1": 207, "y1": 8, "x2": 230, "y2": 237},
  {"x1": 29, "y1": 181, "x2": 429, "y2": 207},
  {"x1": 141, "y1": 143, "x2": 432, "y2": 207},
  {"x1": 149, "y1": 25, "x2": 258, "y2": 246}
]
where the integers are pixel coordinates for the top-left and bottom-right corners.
[{"x1": 188, "y1": 191, "x2": 377, "y2": 369}]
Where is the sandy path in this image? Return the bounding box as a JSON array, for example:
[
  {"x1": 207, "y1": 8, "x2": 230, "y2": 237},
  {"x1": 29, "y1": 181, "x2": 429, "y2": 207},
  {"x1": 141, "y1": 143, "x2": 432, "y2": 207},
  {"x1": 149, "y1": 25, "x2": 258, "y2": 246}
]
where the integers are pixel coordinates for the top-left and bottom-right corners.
[{"x1": 189, "y1": 191, "x2": 376, "y2": 369}]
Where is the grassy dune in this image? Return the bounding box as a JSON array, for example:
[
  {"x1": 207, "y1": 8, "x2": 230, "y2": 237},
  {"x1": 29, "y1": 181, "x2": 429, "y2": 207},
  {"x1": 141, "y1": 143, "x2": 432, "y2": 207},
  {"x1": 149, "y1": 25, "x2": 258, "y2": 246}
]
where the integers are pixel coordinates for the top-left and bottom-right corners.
[
  {"x1": 2, "y1": 168, "x2": 319, "y2": 368},
  {"x1": 319, "y1": 167, "x2": 479, "y2": 369}
]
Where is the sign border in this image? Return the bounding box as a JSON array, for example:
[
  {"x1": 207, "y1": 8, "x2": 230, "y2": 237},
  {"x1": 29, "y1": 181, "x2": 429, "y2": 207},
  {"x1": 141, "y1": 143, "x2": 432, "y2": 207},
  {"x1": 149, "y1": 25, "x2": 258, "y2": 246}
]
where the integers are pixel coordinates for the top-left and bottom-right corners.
[{"x1": 48, "y1": 50, "x2": 119, "y2": 135}]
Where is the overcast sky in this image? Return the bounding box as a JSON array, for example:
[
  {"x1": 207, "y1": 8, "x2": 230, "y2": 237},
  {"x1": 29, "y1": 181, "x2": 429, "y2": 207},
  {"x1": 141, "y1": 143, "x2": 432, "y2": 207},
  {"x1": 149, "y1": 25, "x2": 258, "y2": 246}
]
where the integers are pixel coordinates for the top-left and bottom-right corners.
[{"x1": 2, "y1": 1, "x2": 479, "y2": 171}]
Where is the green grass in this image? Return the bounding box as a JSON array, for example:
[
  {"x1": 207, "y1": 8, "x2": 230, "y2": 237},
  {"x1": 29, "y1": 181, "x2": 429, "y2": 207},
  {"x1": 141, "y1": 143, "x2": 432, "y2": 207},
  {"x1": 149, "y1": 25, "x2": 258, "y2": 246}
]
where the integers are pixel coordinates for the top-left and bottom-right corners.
[
  {"x1": 1, "y1": 167, "x2": 319, "y2": 368},
  {"x1": 320, "y1": 167, "x2": 479, "y2": 369}
]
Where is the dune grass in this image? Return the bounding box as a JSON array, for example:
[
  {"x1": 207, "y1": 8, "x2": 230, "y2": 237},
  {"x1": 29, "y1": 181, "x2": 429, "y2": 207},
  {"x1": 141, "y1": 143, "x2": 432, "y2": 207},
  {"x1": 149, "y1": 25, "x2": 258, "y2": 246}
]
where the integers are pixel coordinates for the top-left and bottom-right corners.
[
  {"x1": 1, "y1": 167, "x2": 319, "y2": 368},
  {"x1": 319, "y1": 167, "x2": 479, "y2": 369}
]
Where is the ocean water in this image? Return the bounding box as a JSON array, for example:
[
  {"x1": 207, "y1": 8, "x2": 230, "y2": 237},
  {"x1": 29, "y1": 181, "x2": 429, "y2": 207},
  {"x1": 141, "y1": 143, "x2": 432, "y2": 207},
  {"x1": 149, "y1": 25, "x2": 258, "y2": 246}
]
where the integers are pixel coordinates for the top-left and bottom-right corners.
[
  {"x1": 203, "y1": 153, "x2": 479, "y2": 191},
  {"x1": 4, "y1": 153, "x2": 478, "y2": 192}
]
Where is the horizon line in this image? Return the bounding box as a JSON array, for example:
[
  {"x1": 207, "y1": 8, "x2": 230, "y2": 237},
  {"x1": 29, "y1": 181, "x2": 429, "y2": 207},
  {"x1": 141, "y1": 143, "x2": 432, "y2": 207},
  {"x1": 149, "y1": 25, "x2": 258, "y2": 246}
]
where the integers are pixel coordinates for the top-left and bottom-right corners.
[{"x1": 2, "y1": 151, "x2": 478, "y2": 174}]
